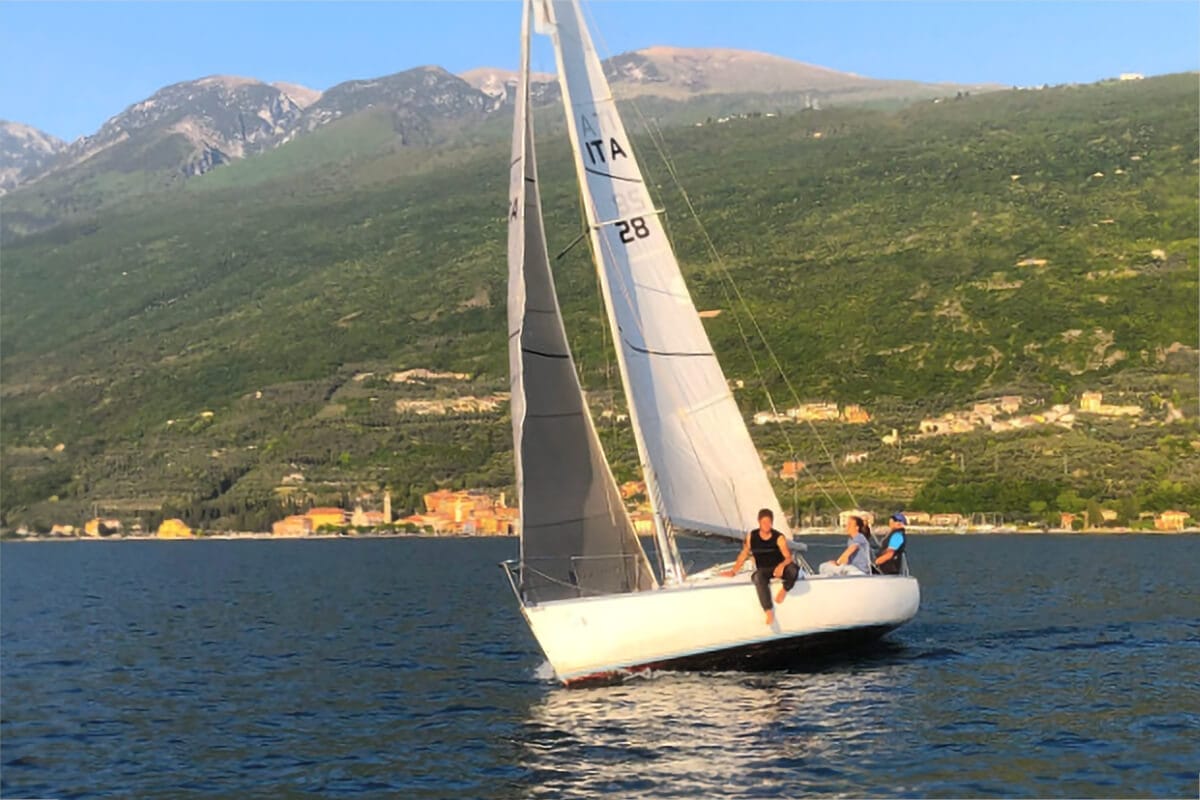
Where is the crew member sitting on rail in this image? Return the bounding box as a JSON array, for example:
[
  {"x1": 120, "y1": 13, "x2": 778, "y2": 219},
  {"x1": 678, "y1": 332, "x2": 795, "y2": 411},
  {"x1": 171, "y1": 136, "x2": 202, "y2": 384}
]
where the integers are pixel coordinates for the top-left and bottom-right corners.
[
  {"x1": 874, "y1": 513, "x2": 908, "y2": 575},
  {"x1": 722, "y1": 508, "x2": 800, "y2": 625},
  {"x1": 819, "y1": 515, "x2": 872, "y2": 576}
]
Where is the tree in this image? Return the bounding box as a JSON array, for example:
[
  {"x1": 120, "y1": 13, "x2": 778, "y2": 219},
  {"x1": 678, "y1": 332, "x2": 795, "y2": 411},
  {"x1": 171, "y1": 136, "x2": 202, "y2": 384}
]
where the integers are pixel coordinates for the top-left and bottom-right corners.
[
  {"x1": 1055, "y1": 489, "x2": 1085, "y2": 514},
  {"x1": 1117, "y1": 495, "x2": 1140, "y2": 525}
]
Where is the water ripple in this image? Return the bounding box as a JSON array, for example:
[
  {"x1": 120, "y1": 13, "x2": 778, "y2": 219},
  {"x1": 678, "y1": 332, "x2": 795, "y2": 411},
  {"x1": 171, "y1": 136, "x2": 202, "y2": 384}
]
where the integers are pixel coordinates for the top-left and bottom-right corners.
[{"x1": 2, "y1": 535, "x2": 1198, "y2": 798}]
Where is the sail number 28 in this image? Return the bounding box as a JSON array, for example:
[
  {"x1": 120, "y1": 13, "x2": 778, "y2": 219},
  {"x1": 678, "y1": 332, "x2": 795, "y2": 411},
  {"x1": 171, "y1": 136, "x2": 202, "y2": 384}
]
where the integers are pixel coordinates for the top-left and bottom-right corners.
[{"x1": 615, "y1": 217, "x2": 650, "y2": 244}]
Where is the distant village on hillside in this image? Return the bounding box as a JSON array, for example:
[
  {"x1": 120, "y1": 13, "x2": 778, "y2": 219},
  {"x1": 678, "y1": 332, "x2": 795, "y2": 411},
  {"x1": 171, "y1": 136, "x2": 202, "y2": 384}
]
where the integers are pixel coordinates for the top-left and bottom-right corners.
[
  {"x1": 6, "y1": 384, "x2": 1194, "y2": 541},
  {"x1": 753, "y1": 391, "x2": 1185, "y2": 441}
]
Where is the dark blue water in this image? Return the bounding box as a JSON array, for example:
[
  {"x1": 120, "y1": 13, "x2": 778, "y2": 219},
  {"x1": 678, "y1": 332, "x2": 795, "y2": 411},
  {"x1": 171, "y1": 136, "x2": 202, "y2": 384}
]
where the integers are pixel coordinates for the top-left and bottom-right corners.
[{"x1": 2, "y1": 535, "x2": 1197, "y2": 798}]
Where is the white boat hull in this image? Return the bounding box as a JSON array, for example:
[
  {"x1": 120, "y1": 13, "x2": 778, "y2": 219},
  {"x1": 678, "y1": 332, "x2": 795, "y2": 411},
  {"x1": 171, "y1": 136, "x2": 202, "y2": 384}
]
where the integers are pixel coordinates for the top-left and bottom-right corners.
[{"x1": 519, "y1": 573, "x2": 920, "y2": 685}]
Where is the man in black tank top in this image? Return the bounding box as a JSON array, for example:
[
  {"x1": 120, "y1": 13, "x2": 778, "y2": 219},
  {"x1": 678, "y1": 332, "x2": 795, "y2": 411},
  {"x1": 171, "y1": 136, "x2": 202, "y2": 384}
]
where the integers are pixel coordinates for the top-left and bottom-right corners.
[{"x1": 722, "y1": 508, "x2": 801, "y2": 625}]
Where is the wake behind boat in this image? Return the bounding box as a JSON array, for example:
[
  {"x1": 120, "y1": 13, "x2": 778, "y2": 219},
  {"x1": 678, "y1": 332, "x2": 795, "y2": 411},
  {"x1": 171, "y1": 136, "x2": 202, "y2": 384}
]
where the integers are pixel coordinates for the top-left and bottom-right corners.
[{"x1": 502, "y1": 0, "x2": 919, "y2": 686}]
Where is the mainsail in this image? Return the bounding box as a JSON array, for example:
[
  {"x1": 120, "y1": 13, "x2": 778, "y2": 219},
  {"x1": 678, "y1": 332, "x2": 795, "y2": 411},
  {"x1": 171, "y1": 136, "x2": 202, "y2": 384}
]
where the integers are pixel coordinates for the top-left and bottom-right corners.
[
  {"x1": 540, "y1": 0, "x2": 789, "y2": 546},
  {"x1": 508, "y1": 0, "x2": 655, "y2": 603}
]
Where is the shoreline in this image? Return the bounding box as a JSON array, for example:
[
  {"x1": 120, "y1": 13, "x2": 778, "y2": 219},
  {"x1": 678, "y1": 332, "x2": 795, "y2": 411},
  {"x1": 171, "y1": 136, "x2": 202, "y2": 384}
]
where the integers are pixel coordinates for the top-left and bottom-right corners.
[
  {"x1": 794, "y1": 526, "x2": 1200, "y2": 536},
  {"x1": 4, "y1": 528, "x2": 1198, "y2": 543},
  {"x1": 0, "y1": 531, "x2": 519, "y2": 543},
  {"x1": 0, "y1": 533, "x2": 513, "y2": 543}
]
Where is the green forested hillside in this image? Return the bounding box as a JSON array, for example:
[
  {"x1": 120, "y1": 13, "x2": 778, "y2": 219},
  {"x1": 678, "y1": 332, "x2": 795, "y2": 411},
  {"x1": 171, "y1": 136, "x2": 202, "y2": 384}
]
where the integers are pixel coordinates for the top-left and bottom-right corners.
[{"x1": 2, "y1": 75, "x2": 1197, "y2": 530}]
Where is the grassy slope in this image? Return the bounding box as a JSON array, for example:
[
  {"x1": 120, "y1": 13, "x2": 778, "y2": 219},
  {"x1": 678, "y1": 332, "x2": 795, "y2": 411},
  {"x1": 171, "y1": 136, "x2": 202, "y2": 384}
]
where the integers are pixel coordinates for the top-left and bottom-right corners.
[{"x1": 1, "y1": 75, "x2": 1196, "y2": 528}]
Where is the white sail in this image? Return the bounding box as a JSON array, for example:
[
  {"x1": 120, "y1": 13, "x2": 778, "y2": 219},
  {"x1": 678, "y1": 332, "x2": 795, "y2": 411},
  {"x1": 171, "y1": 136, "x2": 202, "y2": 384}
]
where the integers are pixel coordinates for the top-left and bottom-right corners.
[
  {"x1": 508, "y1": 0, "x2": 655, "y2": 602},
  {"x1": 504, "y1": 1, "x2": 920, "y2": 686},
  {"x1": 540, "y1": 0, "x2": 788, "y2": 542}
]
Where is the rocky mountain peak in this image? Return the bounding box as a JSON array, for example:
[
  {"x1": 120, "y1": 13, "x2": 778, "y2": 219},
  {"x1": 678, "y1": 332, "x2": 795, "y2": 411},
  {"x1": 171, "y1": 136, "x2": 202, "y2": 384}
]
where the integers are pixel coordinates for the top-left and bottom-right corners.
[
  {"x1": 0, "y1": 121, "x2": 67, "y2": 194},
  {"x1": 459, "y1": 67, "x2": 556, "y2": 101},
  {"x1": 299, "y1": 65, "x2": 496, "y2": 143},
  {"x1": 605, "y1": 46, "x2": 876, "y2": 97},
  {"x1": 1, "y1": 47, "x2": 1003, "y2": 205},
  {"x1": 29, "y1": 76, "x2": 310, "y2": 183},
  {"x1": 193, "y1": 74, "x2": 262, "y2": 90},
  {"x1": 271, "y1": 82, "x2": 322, "y2": 109}
]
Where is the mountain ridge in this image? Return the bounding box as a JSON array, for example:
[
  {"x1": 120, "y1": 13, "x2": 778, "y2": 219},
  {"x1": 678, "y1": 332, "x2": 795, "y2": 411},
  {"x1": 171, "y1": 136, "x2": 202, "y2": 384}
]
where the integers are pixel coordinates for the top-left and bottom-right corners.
[{"x1": 1, "y1": 46, "x2": 1002, "y2": 216}]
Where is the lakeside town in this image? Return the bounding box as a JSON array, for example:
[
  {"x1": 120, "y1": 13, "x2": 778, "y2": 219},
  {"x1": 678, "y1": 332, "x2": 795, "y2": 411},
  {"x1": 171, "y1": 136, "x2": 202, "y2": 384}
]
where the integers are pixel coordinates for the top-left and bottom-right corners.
[{"x1": 6, "y1": 482, "x2": 1195, "y2": 541}]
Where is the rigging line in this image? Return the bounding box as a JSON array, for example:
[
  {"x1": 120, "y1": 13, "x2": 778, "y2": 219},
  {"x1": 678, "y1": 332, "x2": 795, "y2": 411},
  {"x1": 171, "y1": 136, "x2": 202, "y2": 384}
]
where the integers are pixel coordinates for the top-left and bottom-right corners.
[
  {"x1": 555, "y1": 230, "x2": 589, "y2": 261},
  {"x1": 557, "y1": 126, "x2": 618, "y2": 443},
  {"x1": 520, "y1": 565, "x2": 608, "y2": 598},
  {"x1": 709, "y1": 248, "x2": 844, "y2": 514},
  {"x1": 593, "y1": 226, "x2": 616, "y2": 437},
  {"x1": 622, "y1": 99, "x2": 861, "y2": 511},
  {"x1": 564, "y1": 143, "x2": 600, "y2": 403},
  {"x1": 554, "y1": 134, "x2": 618, "y2": 439}
]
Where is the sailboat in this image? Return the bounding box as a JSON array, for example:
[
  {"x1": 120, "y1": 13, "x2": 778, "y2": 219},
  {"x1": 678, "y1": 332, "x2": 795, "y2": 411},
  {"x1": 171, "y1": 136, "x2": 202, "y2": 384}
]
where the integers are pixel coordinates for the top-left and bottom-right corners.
[{"x1": 502, "y1": 0, "x2": 919, "y2": 686}]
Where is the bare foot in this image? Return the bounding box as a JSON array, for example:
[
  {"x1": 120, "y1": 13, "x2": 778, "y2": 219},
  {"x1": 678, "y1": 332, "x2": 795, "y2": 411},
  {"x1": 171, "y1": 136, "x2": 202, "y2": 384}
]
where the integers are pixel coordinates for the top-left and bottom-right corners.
[
  {"x1": 764, "y1": 609, "x2": 774, "y2": 625},
  {"x1": 775, "y1": 587, "x2": 787, "y2": 605}
]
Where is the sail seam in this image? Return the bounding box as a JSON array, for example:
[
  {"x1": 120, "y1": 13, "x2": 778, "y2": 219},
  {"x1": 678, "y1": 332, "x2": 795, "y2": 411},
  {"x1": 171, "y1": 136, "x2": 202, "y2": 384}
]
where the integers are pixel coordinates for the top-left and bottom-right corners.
[
  {"x1": 523, "y1": 513, "x2": 622, "y2": 529},
  {"x1": 592, "y1": 209, "x2": 666, "y2": 230},
  {"x1": 584, "y1": 166, "x2": 642, "y2": 183},
  {"x1": 521, "y1": 347, "x2": 571, "y2": 360},
  {"x1": 623, "y1": 338, "x2": 712, "y2": 358}
]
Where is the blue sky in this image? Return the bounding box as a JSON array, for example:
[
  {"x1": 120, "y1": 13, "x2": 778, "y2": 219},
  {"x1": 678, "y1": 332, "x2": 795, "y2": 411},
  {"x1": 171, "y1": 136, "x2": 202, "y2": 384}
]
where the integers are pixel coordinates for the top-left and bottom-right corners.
[{"x1": 2, "y1": 1, "x2": 1197, "y2": 141}]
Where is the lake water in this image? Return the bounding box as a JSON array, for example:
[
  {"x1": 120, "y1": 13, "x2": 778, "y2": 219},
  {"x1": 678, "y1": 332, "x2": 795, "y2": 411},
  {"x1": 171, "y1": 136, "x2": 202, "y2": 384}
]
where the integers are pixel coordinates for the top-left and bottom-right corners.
[{"x1": 2, "y1": 535, "x2": 1197, "y2": 798}]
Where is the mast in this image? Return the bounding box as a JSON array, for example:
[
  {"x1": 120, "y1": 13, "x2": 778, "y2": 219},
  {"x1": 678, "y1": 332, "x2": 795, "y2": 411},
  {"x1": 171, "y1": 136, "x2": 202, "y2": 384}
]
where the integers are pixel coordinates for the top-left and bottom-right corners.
[
  {"x1": 538, "y1": 0, "x2": 684, "y2": 583},
  {"x1": 511, "y1": 0, "x2": 532, "y2": 578}
]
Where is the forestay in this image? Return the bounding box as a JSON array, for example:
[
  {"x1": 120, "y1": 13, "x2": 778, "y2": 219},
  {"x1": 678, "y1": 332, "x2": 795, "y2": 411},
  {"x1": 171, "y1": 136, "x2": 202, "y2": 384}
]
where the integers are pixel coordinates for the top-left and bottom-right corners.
[
  {"x1": 541, "y1": 0, "x2": 788, "y2": 541},
  {"x1": 508, "y1": 0, "x2": 655, "y2": 603}
]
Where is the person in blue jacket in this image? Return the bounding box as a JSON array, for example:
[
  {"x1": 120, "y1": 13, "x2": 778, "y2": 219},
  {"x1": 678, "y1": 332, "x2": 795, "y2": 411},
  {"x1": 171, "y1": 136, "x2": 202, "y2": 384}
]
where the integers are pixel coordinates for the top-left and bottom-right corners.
[{"x1": 874, "y1": 512, "x2": 908, "y2": 575}]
